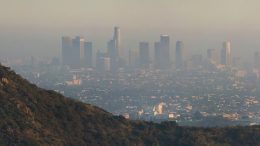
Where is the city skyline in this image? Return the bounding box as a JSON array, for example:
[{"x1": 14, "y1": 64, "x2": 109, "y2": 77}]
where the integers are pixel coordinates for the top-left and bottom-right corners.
[
  {"x1": 1, "y1": 0, "x2": 260, "y2": 60},
  {"x1": 6, "y1": 25, "x2": 260, "y2": 71},
  {"x1": 60, "y1": 27, "x2": 242, "y2": 71}
]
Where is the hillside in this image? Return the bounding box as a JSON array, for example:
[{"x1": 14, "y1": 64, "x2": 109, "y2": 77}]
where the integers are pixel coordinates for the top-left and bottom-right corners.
[{"x1": 0, "y1": 64, "x2": 260, "y2": 146}]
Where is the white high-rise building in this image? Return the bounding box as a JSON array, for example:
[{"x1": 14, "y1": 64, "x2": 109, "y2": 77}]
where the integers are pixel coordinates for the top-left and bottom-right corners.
[
  {"x1": 221, "y1": 41, "x2": 232, "y2": 66},
  {"x1": 113, "y1": 26, "x2": 122, "y2": 58}
]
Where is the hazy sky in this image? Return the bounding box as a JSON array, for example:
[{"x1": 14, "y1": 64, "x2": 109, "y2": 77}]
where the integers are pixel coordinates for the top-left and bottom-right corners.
[{"x1": 1, "y1": 0, "x2": 260, "y2": 60}]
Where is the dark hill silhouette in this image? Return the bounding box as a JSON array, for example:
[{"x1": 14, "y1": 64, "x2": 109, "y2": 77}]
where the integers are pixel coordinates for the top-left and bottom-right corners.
[{"x1": 0, "y1": 64, "x2": 260, "y2": 146}]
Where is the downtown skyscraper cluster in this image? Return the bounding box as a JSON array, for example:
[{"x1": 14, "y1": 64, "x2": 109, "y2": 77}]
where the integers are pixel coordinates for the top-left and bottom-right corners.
[{"x1": 61, "y1": 27, "x2": 233, "y2": 72}]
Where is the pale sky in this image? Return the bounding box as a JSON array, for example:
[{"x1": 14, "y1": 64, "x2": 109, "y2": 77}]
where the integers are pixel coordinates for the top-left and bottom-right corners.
[{"x1": 1, "y1": 0, "x2": 260, "y2": 60}]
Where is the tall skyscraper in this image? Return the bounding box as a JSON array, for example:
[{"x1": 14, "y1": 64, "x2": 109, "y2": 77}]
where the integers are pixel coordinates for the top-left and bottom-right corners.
[
  {"x1": 107, "y1": 26, "x2": 122, "y2": 71},
  {"x1": 160, "y1": 35, "x2": 170, "y2": 67},
  {"x1": 154, "y1": 42, "x2": 161, "y2": 69},
  {"x1": 84, "y1": 42, "x2": 93, "y2": 68},
  {"x1": 61, "y1": 36, "x2": 73, "y2": 66},
  {"x1": 154, "y1": 35, "x2": 170, "y2": 69},
  {"x1": 68, "y1": 36, "x2": 84, "y2": 68},
  {"x1": 113, "y1": 26, "x2": 122, "y2": 58},
  {"x1": 139, "y1": 42, "x2": 150, "y2": 68},
  {"x1": 220, "y1": 41, "x2": 232, "y2": 66},
  {"x1": 175, "y1": 41, "x2": 185, "y2": 69}
]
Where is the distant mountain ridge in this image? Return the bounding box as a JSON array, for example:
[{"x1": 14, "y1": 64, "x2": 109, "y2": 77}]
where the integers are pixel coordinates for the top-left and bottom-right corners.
[{"x1": 0, "y1": 64, "x2": 260, "y2": 146}]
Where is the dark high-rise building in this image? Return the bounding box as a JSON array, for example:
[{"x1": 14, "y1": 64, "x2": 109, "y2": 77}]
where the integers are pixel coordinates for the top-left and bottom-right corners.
[
  {"x1": 154, "y1": 35, "x2": 170, "y2": 69},
  {"x1": 61, "y1": 36, "x2": 73, "y2": 66},
  {"x1": 154, "y1": 42, "x2": 161, "y2": 68},
  {"x1": 139, "y1": 42, "x2": 150, "y2": 68},
  {"x1": 84, "y1": 42, "x2": 93, "y2": 68},
  {"x1": 175, "y1": 41, "x2": 185, "y2": 69},
  {"x1": 160, "y1": 35, "x2": 170, "y2": 68},
  {"x1": 220, "y1": 41, "x2": 231, "y2": 66},
  {"x1": 71, "y1": 36, "x2": 84, "y2": 68}
]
